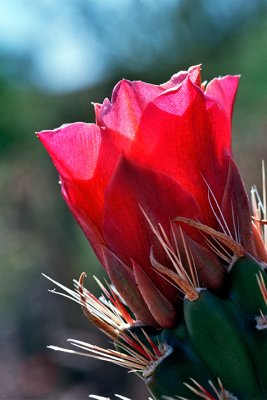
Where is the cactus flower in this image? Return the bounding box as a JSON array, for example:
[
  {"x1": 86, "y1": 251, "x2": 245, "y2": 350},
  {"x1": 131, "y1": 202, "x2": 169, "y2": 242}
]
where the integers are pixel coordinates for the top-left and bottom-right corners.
[
  {"x1": 38, "y1": 65, "x2": 258, "y2": 328},
  {"x1": 39, "y1": 66, "x2": 267, "y2": 400}
]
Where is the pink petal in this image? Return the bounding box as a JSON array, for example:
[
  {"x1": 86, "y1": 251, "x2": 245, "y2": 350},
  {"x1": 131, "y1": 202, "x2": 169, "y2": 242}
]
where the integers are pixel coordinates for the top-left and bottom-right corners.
[
  {"x1": 96, "y1": 80, "x2": 164, "y2": 139},
  {"x1": 38, "y1": 122, "x2": 131, "y2": 233},
  {"x1": 93, "y1": 102, "x2": 102, "y2": 121},
  {"x1": 96, "y1": 66, "x2": 202, "y2": 140},
  {"x1": 37, "y1": 122, "x2": 101, "y2": 180},
  {"x1": 205, "y1": 75, "x2": 240, "y2": 123},
  {"x1": 161, "y1": 64, "x2": 202, "y2": 89}
]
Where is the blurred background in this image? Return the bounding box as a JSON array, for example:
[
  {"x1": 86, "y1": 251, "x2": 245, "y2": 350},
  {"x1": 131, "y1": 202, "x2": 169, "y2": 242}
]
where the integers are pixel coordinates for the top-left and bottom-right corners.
[{"x1": 1, "y1": 0, "x2": 267, "y2": 398}]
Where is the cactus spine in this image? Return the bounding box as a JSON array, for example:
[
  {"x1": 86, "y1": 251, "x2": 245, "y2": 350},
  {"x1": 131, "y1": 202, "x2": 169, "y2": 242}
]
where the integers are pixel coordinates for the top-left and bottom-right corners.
[
  {"x1": 139, "y1": 255, "x2": 267, "y2": 399},
  {"x1": 47, "y1": 250, "x2": 267, "y2": 399}
]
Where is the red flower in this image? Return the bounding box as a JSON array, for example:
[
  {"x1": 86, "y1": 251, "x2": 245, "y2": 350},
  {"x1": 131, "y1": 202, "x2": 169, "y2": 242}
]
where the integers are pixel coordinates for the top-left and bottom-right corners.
[{"x1": 38, "y1": 65, "x2": 256, "y2": 328}]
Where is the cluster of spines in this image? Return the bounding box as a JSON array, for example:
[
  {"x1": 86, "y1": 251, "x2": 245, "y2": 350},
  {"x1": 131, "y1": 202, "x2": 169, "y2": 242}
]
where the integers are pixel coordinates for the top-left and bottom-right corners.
[{"x1": 45, "y1": 166, "x2": 267, "y2": 400}]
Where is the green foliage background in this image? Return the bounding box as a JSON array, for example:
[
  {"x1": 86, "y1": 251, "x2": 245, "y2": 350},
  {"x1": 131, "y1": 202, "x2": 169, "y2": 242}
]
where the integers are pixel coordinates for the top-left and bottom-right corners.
[{"x1": 0, "y1": 1, "x2": 267, "y2": 398}]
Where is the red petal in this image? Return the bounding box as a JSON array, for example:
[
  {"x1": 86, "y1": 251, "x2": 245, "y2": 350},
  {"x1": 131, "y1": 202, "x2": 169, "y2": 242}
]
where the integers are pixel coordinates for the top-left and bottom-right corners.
[
  {"x1": 130, "y1": 77, "x2": 231, "y2": 225},
  {"x1": 205, "y1": 75, "x2": 240, "y2": 124},
  {"x1": 60, "y1": 181, "x2": 105, "y2": 265},
  {"x1": 102, "y1": 247, "x2": 157, "y2": 326},
  {"x1": 185, "y1": 236, "x2": 225, "y2": 290},
  {"x1": 132, "y1": 260, "x2": 177, "y2": 328},
  {"x1": 103, "y1": 157, "x2": 201, "y2": 270}
]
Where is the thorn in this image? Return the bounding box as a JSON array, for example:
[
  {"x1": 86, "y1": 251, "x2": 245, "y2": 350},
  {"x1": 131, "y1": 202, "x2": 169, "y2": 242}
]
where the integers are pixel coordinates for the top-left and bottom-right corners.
[
  {"x1": 150, "y1": 254, "x2": 199, "y2": 301},
  {"x1": 252, "y1": 217, "x2": 267, "y2": 225},
  {"x1": 256, "y1": 272, "x2": 267, "y2": 306},
  {"x1": 174, "y1": 217, "x2": 245, "y2": 258},
  {"x1": 78, "y1": 272, "x2": 119, "y2": 340}
]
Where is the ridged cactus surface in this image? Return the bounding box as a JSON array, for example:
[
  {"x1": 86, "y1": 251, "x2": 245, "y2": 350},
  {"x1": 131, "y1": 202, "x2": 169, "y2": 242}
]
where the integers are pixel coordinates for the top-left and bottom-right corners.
[{"x1": 125, "y1": 255, "x2": 267, "y2": 400}]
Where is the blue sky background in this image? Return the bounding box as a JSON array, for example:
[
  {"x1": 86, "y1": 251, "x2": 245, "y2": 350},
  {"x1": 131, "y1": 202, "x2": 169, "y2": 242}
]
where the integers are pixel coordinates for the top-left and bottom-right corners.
[{"x1": 0, "y1": 0, "x2": 260, "y2": 92}]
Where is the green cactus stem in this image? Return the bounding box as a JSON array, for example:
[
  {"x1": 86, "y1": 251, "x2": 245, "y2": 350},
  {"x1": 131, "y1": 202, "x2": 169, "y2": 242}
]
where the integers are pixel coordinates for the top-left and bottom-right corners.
[
  {"x1": 227, "y1": 255, "x2": 267, "y2": 315},
  {"x1": 146, "y1": 336, "x2": 213, "y2": 400},
  {"x1": 183, "y1": 289, "x2": 262, "y2": 399}
]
